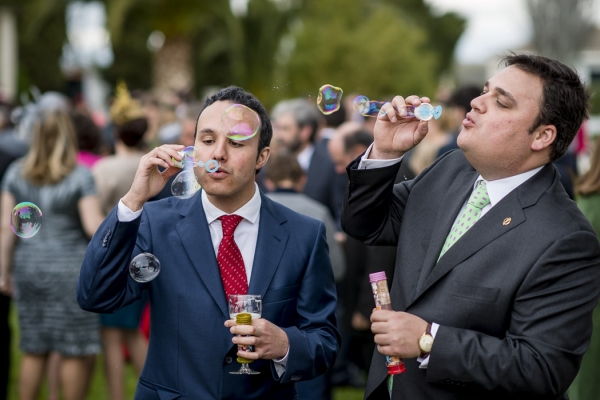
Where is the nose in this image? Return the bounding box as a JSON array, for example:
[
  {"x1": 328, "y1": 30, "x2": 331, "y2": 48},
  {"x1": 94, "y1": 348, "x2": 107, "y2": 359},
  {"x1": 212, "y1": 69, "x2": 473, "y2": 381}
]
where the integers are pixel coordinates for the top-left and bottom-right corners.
[
  {"x1": 212, "y1": 137, "x2": 227, "y2": 161},
  {"x1": 470, "y1": 92, "x2": 485, "y2": 113}
]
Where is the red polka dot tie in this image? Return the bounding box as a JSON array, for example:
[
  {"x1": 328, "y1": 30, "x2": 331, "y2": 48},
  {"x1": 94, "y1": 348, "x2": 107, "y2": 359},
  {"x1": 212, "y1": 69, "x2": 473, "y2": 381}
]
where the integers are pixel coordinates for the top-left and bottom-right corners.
[{"x1": 217, "y1": 215, "x2": 248, "y2": 299}]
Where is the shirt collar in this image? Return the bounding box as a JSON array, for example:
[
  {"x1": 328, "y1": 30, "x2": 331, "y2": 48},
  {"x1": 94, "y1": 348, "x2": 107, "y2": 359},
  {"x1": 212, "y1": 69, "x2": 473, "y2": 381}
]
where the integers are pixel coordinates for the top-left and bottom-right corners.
[
  {"x1": 475, "y1": 166, "x2": 544, "y2": 207},
  {"x1": 201, "y1": 183, "x2": 261, "y2": 225}
]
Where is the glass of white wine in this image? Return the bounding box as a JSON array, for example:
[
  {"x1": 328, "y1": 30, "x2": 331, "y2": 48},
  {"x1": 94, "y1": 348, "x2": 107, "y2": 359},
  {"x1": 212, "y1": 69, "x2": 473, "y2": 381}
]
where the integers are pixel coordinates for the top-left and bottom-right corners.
[{"x1": 228, "y1": 294, "x2": 262, "y2": 375}]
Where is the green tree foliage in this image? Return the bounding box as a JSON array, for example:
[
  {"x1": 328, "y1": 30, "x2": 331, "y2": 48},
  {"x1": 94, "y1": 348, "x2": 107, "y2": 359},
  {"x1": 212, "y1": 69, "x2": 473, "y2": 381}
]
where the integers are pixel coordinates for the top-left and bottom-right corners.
[
  {"x1": 3, "y1": 0, "x2": 464, "y2": 109},
  {"x1": 1, "y1": 0, "x2": 68, "y2": 96},
  {"x1": 193, "y1": 0, "x2": 299, "y2": 106},
  {"x1": 282, "y1": 0, "x2": 439, "y2": 102},
  {"x1": 386, "y1": 0, "x2": 465, "y2": 77}
]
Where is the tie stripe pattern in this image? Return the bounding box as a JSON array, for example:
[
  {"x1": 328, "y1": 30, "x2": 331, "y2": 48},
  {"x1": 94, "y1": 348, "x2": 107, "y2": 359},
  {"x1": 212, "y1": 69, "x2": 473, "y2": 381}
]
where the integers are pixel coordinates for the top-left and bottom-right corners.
[
  {"x1": 438, "y1": 181, "x2": 490, "y2": 260},
  {"x1": 217, "y1": 215, "x2": 248, "y2": 299}
]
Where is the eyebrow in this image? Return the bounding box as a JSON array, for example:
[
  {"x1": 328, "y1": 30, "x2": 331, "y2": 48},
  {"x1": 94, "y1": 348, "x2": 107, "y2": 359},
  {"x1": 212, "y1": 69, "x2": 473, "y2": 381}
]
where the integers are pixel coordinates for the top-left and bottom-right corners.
[
  {"x1": 197, "y1": 128, "x2": 216, "y2": 135},
  {"x1": 484, "y1": 81, "x2": 517, "y2": 106}
]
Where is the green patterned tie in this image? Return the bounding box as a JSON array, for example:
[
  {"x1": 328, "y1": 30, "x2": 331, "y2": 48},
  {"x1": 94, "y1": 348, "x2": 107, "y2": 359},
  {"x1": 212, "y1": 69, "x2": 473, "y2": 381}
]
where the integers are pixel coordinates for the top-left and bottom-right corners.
[{"x1": 438, "y1": 181, "x2": 490, "y2": 260}]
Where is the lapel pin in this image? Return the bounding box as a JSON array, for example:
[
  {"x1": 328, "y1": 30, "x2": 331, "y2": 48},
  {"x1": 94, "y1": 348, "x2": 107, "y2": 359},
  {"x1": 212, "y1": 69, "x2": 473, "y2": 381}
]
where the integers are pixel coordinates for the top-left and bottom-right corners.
[{"x1": 503, "y1": 218, "x2": 511, "y2": 226}]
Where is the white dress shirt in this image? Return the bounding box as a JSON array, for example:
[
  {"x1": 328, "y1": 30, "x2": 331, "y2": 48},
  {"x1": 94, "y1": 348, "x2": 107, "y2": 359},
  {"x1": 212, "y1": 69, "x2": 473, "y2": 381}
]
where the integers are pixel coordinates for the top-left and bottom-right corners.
[
  {"x1": 297, "y1": 143, "x2": 315, "y2": 172},
  {"x1": 358, "y1": 144, "x2": 543, "y2": 368},
  {"x1": 117, "y1": 183, "x2": 289, "y2": 373}
]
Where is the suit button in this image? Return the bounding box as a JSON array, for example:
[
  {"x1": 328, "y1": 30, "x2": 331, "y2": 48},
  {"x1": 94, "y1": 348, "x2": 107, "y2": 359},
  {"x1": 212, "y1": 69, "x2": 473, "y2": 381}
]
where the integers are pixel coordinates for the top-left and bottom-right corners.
[
  {"x1": 290, "y1": 375, "x2": 301, "y2": 381},
  {"x1": 225, "y1": 357, "x2": 233, "y2": 364}
]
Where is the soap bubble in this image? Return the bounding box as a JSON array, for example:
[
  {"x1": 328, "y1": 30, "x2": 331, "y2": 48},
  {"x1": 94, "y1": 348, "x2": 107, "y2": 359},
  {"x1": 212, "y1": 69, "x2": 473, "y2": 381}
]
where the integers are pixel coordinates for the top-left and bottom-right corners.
[
  {"x1": 221, "y1": 104, "x2": 261, "y2": 141},
  {"x1": 353, "y1": 95, "x2": 385, "y2": 117},
  {"x1": 317, "y1": 84, "x2": 343, "y2": 115},
  {"x1": 352, "y1": 95, "x2": 442, "y2": 121},
  {"x1": 11, "y1": 202, "x2": 42, "y2": 238},
  {"x1": 171, "y1": 170, "x2": 201, "y2": 199},
  {"x1": 129, "y1": 253, "x2": 161, "y2": 282}
]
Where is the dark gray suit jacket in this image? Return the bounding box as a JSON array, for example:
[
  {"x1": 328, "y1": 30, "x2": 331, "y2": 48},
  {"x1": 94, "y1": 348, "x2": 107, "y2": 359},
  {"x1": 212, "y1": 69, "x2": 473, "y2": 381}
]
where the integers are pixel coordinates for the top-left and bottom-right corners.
[{"x1": 342, "y1": 150, "x2": 600, "y2": 400}]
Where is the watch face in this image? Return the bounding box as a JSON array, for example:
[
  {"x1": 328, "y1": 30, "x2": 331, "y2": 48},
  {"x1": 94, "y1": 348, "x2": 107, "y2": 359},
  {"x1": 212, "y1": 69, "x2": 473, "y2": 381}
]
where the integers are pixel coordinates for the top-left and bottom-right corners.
[{"x1": 419, "y1": 335, "x2": 434, "y2": 352}]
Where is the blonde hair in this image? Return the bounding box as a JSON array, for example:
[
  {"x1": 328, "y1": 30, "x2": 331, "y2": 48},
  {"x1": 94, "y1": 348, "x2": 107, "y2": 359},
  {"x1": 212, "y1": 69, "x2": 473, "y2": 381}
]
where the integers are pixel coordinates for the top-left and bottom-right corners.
[
  {"x1": 22, "y1": 110, "x2": 78, "y2": 185},
  {"x1": 576, "y1": 138, "x2": 600, "y2": 197}
]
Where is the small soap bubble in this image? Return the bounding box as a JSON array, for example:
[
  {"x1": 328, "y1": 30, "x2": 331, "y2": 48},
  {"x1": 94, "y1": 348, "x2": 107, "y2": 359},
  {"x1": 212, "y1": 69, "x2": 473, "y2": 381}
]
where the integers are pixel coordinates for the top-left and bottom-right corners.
[
  {"x1": 11, "y1": 202, "x2": 42, "y2": 238},
  {"x1": 171, "y1": 170, "x2": 201, "y2": 199},
  {"x1": 317, "y1": 84, "x2": 343, "y2": 115},
  {"x1": 129, "y1": 253, "x2": 161, "y2": 282},
  {"x1": 221, "y1": 104, "x2": 261, "y2": 141},
  {"x1": 353, "y1": 95, "x2": 386, "y2": 117}
]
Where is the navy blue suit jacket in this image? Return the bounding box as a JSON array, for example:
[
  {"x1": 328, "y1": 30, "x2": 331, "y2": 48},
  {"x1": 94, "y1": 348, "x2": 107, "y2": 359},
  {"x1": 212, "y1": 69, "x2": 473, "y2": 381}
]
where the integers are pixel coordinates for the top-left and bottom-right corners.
[{"x1": 77, "y1": 191, "x2": 339, "y2": 399}]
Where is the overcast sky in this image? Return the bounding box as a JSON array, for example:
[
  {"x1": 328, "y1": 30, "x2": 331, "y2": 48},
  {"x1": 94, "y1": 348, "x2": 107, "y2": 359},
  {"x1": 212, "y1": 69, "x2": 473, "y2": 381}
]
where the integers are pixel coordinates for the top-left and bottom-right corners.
[{"x1": 425, "y1": 0, "x2": 600, "y2": 64}]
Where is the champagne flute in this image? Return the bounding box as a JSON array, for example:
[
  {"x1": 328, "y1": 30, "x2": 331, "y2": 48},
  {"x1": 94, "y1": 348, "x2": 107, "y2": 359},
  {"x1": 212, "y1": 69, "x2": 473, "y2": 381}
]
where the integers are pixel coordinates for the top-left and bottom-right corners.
[{"x1": 228, "y1": 294, "x2": 262, "y2": 375}]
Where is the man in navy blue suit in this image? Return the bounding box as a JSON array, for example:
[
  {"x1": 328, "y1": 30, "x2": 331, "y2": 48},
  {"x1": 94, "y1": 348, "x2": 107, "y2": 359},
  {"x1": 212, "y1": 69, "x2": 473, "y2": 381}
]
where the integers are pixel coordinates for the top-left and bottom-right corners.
[{"x1": 77, "y1": 87, "x2": 339, "y2": 399}]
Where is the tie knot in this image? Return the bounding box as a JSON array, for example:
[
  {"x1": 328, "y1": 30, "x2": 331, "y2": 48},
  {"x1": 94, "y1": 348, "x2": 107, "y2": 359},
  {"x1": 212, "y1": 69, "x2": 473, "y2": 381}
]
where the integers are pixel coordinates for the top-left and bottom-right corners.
[
  {"x1": 468, "y1": 181, "x2": 490, "y2": 209},
  {"x1": 220, "y1": 214, "x2": 244, "y2": 236}
]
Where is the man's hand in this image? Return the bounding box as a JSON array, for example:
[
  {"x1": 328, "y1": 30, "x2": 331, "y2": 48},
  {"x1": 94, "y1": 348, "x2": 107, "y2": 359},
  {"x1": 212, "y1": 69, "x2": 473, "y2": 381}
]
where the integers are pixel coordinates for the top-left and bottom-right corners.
[
  {"x1": 225, "y1": 318, "x2": 289, "y2": 360},
  {"x1": 370, "y1": 95, "x2": 430, "y2": 160},
  {"x1": 371, "y1": 310, "x2": 428, "y2": 358},
  {"x1": 122, "y1": 144, "x2": 184, "y2": 211},
  {"x1": 0, "y1": 273, "x2": 13, "y2": 297}
]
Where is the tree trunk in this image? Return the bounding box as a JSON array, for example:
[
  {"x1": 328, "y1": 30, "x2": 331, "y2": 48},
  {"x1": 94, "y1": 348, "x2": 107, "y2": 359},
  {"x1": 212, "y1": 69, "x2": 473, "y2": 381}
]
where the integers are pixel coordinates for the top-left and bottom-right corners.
[{"x1": 153, "y1": 36, "x2": 193, "y2": 99}]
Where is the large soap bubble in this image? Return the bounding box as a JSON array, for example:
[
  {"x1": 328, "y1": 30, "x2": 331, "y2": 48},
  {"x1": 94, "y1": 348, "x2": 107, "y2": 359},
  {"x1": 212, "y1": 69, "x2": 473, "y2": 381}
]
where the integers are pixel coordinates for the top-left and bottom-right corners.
[
  {"x1": 316, "y1": 84, "x2": 343, "y2": 115},
  {"x1": 221, "y1": 104, "x2": 261, "y2": 141},
  {"x1": 11, "y1": 202, "x2": 42, "y2": 238},
  {"x1": 129, "y1": 253, "x2": 161, "y2": 282}
]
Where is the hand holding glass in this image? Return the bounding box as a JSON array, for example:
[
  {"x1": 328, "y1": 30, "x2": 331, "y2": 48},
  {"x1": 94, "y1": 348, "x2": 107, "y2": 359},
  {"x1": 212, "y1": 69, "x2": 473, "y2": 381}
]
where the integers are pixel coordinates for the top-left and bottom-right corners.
[{"x1": 228, "y1": 294, "x2": 262, "y2": 375}]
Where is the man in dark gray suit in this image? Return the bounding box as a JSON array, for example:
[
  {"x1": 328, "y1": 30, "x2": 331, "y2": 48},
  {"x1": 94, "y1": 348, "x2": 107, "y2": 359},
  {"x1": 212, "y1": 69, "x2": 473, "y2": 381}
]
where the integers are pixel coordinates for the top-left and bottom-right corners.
[{"x1": 342, "y1": 54, "x2": 600, "y2": 399}]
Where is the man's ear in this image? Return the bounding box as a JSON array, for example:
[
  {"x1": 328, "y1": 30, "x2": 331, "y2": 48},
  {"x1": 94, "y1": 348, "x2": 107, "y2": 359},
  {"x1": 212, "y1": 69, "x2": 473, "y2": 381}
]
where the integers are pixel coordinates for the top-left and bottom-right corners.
[
  {"x1": 531, "y1": 124, "x2": 556, "y2": 153},
  {"x1": 256, "y1": 146, "x2": 271, "y2": 171}
]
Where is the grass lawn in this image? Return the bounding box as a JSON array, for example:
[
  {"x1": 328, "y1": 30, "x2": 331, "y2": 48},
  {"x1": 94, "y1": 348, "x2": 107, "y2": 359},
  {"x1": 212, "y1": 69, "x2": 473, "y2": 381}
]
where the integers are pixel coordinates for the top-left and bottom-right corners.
[{"x1": 8, "y1": 304, "x2": 364, "y2": 399}]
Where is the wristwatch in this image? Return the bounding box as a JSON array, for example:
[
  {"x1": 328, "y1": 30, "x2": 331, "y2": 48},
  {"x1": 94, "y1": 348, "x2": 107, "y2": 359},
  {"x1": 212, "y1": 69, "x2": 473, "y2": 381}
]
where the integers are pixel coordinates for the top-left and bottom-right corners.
[{"x1": 418, "y1": 323, "x2": 433, "y2": 358}]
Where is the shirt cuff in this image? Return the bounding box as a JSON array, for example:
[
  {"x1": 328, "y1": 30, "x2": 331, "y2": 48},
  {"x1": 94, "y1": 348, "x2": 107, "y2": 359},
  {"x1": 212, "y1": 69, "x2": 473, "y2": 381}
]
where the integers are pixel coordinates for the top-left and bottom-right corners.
[
  {"x1": 417, "y1": 322, "x2": 439, "y2": 369},
  {"x1": 272, "y1": 346, "x2": 289, "y2": 378},
  {"x1": 357, "y1": 143, "x2": 403, "y2": 170},
  {"x1": 117, "y1": 199, "x2": 143, "y2": 222}
]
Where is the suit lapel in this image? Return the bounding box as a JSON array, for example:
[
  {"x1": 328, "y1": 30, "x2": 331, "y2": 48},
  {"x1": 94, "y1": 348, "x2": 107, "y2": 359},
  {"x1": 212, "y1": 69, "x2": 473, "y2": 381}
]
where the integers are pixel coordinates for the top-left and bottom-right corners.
[
  {"x1": 414, "y1": 195, "x2": 526, "y2": 301},
  {"x1": 248, "y1": 195, "x2": 289, "y2": 297},
  {"x1": 408, "y1": 162, "x2": 557, "y2": 306},
  {"x1": 413, "y1": 169, "x2": 478, "y2": 295},
  {"x1": 176, "y1": 192, "x2": 229, "y2": 319}
]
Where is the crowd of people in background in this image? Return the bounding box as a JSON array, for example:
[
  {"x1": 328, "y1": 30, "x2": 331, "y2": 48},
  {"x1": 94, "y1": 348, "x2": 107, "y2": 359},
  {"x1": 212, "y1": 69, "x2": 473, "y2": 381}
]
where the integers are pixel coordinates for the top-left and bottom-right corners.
[{"x1": 0, "y1": 78, "x2": 593, "y2": 400}]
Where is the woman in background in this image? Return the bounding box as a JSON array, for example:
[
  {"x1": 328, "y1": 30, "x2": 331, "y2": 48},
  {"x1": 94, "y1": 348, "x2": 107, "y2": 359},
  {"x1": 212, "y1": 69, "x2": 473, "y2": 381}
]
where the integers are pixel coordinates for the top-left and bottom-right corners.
[
  {"x1": 0, "y1": 108, "x2": 104, "y2": 400},
  {"x1": 569, "y1": 137, "x2": 600, "y2": 400}
]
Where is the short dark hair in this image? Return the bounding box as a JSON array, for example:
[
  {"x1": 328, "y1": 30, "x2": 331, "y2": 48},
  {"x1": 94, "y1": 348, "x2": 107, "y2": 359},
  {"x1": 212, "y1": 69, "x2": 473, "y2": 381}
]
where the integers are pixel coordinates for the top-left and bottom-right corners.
[
  {"x1": 343, "y1": 129, "x2": 373, "y2": 153},
  {"x1": 198, "y1": 86, "x2": 272, "y2": 154},
  {"x1": 116, "y1": 117, "x2": 148, "y2": 149},
  {"x1": 264, "y1": 151, "x2": 304, "y2": 185},
  {"x1": 502, "y1": 54, "x2": 590, "y2": 162},
  {"x1": 70, "y1": 111, "x2": 103, "y2": 154}
]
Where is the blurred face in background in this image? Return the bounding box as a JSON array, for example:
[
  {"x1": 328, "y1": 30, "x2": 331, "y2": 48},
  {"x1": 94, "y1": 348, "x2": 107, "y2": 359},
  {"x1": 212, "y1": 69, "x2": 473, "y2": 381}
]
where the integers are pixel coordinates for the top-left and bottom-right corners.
[
  {"x1": 272, "y1": 112, "x2": 309, "y2": 154},
  {"x1": 179, "y1": 118, "x2": 196, "y2": 147}
]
